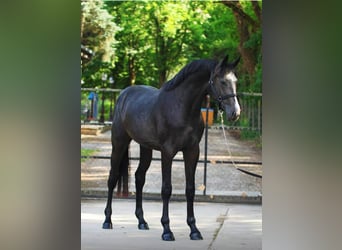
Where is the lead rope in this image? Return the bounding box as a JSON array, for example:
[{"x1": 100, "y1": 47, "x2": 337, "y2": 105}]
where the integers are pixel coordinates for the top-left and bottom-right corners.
[
  {"x1": 218, "y1": 110, "x2": 238, "y2": 170},
  {"x1": 218, "y1": 110, "x2": 262, "y2": 179}
]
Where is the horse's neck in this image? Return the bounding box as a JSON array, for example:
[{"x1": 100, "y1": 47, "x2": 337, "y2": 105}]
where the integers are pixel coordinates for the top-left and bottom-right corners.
[{"x1": 172, "y1": 73, "x2": 210, "y2": 114}]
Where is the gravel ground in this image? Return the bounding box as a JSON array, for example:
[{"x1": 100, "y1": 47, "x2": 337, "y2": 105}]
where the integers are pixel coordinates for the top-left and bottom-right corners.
[{"x1": 81, "y1": 127, "x2": 262, "y2": 198}]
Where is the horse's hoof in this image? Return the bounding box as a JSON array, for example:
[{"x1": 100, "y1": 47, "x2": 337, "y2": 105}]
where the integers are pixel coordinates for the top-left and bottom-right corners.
[
  {"x1": 102, "y1": 222, "x2": 113, "y2": 229},
  {"x1": 190, "y1": 231, "x2": 203, "y2": 240},
  {"x1": 162, "y1": 232, "x2": 175, "y2": 241},
  {"x1": 138, "y1": 222, "x2": 149, "y2": 230}
]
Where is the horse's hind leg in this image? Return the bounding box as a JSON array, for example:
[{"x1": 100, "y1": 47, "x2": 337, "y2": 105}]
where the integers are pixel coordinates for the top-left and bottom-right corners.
[
  {"x1": 135, "y1": 145, "x2": 152, "y2": 230},
  {"x1": 102, "y1": 137, "x2": 131, "y2": 229},
  {"x1": 160, "y1": 152, "x2": 175, "y2": 241},
  {"x1": 183, "y1": 145, "x2": 203, "y2": 240}
]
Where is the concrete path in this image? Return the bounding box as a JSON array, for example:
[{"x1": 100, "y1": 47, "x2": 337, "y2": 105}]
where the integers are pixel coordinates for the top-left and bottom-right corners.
[{"x1": 81, "y1": 199, "x2": 261, "y2": 250}]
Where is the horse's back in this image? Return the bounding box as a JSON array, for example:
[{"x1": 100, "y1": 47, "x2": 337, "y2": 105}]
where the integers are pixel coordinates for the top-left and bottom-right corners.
[
  {"x1": 113, "y1": 85, "x2": 161, "y2": 147},
  {"x1": 120, "y1": 85, "x2": 158, "y2": 96},
  {"x1": 116, "y1": 85, "x2": 159, "y2": 115}
]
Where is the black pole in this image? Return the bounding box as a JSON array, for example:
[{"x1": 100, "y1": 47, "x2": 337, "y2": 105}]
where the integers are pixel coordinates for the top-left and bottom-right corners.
[
  {"x1": 203, "y1": 95, "x2": 210, "y2": 196},
  {"x1": 99, "y1": 91, "x2": 105, "y2": 123},
  {"x1": 109, "y1": 92, "x2": 113, "y2": 121},
  {"x1": 90, "y1": 97, "x2": 94, "y2": 119},
  {"x1": 109, "y1": 77, "x2": 114, "y2": 121}
]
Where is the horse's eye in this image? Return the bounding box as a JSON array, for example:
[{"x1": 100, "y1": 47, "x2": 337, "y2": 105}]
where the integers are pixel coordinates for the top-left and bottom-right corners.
[{"x1": 220, "y1": 80, "x2": 227, "y2": 86}]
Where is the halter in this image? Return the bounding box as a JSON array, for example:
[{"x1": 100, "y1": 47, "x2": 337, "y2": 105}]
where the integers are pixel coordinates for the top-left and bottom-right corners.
[{"x1": 208, "y1": 76, "x2": 237, "y2": 111}]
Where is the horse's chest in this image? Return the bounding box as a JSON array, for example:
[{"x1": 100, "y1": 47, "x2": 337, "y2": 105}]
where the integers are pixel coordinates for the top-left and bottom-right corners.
[
  {"x1": 168, "y1": 126, "x2": 201, "y2": 147},
  {"x1": 155, "y1": 116, "x2": 204, "y2": 151}
]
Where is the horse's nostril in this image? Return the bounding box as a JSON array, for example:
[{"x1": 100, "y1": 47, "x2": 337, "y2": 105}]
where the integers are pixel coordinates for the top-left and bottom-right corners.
[{"x1": 230, "y1": 111, "x2": 240, "y2": 121}]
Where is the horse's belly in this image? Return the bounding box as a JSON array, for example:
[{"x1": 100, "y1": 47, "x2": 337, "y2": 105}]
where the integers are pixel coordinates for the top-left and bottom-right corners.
[
  {"x1": 128, "y1": 127, "x2": 200, "y2": 152},
  {"x1": 125, "y1": 126, "x2": 162, "y2": 151},
  {"x1": 139, "y1": 140, "x2": 162, "y2": 151}
]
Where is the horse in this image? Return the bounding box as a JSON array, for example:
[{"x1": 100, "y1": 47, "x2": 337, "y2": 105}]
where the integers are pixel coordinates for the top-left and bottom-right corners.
[{"x1": 102, "y1": 54, "x2": 241, "y2": 241}]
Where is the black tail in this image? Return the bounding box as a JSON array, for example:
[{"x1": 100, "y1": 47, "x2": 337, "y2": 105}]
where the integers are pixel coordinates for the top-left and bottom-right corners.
[{"x1": 116, "y1": 146, "x2": 130, "y2": 197}]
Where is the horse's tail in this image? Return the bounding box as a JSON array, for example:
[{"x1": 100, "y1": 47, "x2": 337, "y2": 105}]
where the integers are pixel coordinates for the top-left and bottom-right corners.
[{"x1": 116, "y1": 146, "x2": 129, "y2": 197}]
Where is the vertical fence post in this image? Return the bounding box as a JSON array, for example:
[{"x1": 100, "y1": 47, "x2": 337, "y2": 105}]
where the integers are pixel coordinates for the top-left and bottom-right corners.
[
  {"x1": 252, "y1": 98, "x2": 255, "y2": 129},
  {"x1": 90, "y1": 95, "x2": 94, "y2": 119},
  {"x1": 99, "y1": 91, "x2": 104, "y2": 123},
  {"x1": 258, "y1": 98, "x2": 261, "y2": 132},
  {"x1": 100, "y1": 74, "x2": 107, "y2": 123},
  {"x1": 109, "y1": 77, "x2": 114, "y2": 121},
  {"x1": 203, "y1": 95, "x2": 210, "y2": 196}
]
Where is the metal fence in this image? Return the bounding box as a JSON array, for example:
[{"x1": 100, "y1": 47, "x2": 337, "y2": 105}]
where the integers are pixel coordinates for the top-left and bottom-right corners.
[
  {"x1": 228, "y1": 92, "x2": 262, "y2": 133},
  {"x1": 81, "y1": 88, "x2": 121, "y2": 123},
  {"x1": 81, "y1": 88, "x2": 262, "y2": 133}
]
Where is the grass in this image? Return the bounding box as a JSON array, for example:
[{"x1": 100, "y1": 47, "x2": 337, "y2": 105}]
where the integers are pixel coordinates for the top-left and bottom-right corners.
[
  {"x1": 214, "y1": 113, "x2": 262, "y2": 148},
  {"x1": 240, "y1": 130, "x2": 262, "y2": 149},
  {"x1": 81, "y1": 148, "x2": 97, "y2": 162}
]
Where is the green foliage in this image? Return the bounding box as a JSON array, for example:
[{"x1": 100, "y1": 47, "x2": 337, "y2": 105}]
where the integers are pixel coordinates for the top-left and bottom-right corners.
[
  {"x1": 252, "y1": 52, "x2": 262, "y2": 92},
  {"x1": 243, "y1": 30, "x2": 261, "y2": 49},
  {"x1": 240, "y1": 126, "x2": 262, "y2": 149},
  {"x1": 240, "y1": 129, "x2": 261, "y2": 141},
  {"x1": 82, "y1": 0, "x2": 262, "y2": 92},
  {"x1": 81, "y1": 0, "x2": 121, "y2": 87},
  {"x1": 200, "y1": 3, "x2": 239, "y2": 60},
  {"x1": 81, "y1": 0, "x2": 121, "y2": 62}
]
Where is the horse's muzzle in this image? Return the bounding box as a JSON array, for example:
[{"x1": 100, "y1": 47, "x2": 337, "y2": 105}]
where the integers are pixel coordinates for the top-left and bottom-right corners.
[{"x1": 228, "y1": 111, "x2": 240, "y2": 122}]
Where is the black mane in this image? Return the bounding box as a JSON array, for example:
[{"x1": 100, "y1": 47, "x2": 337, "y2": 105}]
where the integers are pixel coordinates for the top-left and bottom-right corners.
[{"x1": 162, "y1": 59, "x2": 217, "y2": 91}]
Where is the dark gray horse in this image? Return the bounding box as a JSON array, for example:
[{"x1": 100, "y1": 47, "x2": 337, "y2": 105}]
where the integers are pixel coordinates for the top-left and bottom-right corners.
[{"x1": 103, "y1": 55, "x2": 240, "y2": 241}]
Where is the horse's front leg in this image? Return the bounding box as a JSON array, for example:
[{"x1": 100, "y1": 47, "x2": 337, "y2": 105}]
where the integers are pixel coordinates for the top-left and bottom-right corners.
[
  {"x1": 160, "y1": 152, "x2": 175, "y2": 241},
  {"x1": 183, "y1": 145, "x2": 203, "y2": 240},
  {"x1": 135, "y1": 145, "x2": 152, "y2": 230}
]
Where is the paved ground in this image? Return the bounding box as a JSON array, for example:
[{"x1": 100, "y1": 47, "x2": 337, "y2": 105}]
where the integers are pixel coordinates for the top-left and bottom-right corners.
[
  {"x1": 81, "y1": 127, "x2": 262, "y2": 201},
  {"x1": 81, "y1": 199, "x2": 261, "y2": 250}
]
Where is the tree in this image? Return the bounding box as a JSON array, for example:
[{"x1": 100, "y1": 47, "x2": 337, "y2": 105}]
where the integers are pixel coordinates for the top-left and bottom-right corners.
[
  {"x1": 81, "y1": 0, "x2": 121, "y2": 87},
  {"x1": 108, "y1": 1, "x2": 215, "y2": 87},
  {"x1": 106, "y1": 1, "x2": 156, "y2": 87},
  {"x1": 221, "y1": 1, "x2": 262, "y2": 90},
  {"x1": 148, "y1": 1, "x2": 210, "y2": 85},
  {"x1": 200, "y1": 2, "x2": 239, "y2": 60},
  {"x1": 84, "y1": 0, "x2": 261, "y2": 93}
]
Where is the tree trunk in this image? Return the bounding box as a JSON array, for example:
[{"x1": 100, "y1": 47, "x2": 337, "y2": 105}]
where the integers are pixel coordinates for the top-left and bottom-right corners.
[
  {"x1": 233, "y1": 9, "x2": 257, "y2": 78},
  {"x1": 252, "y1": 1, "x2": 262, "y2": 24},
  {"x1": 221, "y1": 1, "x2": 261, "y2": 87}
]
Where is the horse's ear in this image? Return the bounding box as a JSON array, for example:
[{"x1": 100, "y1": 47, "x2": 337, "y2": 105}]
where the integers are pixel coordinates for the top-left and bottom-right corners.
[
  {"x1": 231, "y1": 56, "x2": 241, "y2": 68},
  {"x1": 216, "y1": 54, "x2": 229, "y2": 72},
  {"x1": 220, "y1": 54, "x2": 229, "y2": 67}
]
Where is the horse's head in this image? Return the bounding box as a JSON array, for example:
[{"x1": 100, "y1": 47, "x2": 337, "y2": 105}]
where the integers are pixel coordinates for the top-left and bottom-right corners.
[{"x1": 210, "y1": 55, "x2": 241, "y2": 121}]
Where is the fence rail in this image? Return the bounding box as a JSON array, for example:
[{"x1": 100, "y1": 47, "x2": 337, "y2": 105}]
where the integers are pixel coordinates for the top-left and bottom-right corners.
[
  {"x1": 81, "y1": 88, "x2": 262, "y2": 133},
  {"x1": 81, "y1": 155, "x2": 262, "y2": 165}
]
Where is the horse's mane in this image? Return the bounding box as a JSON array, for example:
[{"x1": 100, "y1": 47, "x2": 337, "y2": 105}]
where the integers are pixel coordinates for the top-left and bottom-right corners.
[{"x1": 162, "y1": 59, "x2": 217, "y2": 91}]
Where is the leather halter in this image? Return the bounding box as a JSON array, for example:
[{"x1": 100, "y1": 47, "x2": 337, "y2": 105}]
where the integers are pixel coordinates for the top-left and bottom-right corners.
[{"x1": 208, "y1": 77, "x2": 236, "y2": 110}]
